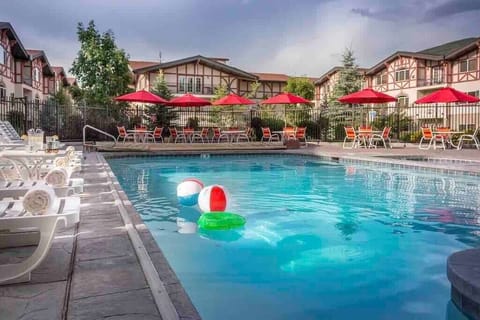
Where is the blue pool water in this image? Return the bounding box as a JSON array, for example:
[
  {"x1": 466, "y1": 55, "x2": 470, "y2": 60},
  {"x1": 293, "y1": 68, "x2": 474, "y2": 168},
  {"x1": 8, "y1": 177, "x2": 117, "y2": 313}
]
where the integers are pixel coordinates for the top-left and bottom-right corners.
[{"x1": 108, "y1": 155, "x2": 480, "y2": 320}]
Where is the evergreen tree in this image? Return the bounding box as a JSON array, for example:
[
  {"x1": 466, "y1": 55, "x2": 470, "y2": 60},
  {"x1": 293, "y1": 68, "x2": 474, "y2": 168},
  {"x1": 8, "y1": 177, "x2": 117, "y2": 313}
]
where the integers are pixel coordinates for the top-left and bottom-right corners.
[
  {"x1": 144, "y1": 72, "x2": 176, "y2": 127},
  {"x1": 328, "y1": 48, "x2": 362, "y2": 107},
  {"x1": 70, "y1": 20, "x2": 131, "y2": 106}
]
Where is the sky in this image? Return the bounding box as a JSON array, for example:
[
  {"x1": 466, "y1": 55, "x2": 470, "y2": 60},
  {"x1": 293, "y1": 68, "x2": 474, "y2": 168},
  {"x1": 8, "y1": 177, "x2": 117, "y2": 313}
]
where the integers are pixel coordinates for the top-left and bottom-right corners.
[{"x1": 1, "y1": 0, "x2": 480, "y2": 78}]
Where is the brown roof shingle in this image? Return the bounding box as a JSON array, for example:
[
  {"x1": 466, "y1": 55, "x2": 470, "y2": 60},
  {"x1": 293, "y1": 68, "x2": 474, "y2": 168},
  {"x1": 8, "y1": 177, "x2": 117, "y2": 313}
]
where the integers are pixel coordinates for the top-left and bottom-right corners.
[
  {"x1": 129, "y1": 60, "x2": 160, "y2": 71},
  {"x1": 252, "y1": 72, "x2": 290, "y2": 82}
]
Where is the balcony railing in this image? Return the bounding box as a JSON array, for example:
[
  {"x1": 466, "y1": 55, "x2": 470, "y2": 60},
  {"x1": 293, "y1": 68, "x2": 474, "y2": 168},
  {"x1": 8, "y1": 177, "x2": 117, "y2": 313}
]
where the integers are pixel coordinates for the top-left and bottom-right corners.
[
  {"x1": 165, "y1": 82, "x2": 213, "y2": 95},
  {"x1": 417, "y1": 78, "x2": 444, "y2": 87}
]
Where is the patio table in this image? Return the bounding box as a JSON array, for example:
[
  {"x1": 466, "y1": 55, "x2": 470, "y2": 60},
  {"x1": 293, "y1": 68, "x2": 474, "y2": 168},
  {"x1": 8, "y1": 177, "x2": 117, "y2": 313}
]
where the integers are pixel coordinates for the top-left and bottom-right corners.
[
  {"x1": 432, "y1": 131, "x2": 464, "y2": 149},
  {"x1": 221, "y1": 130, "x2": 245, "y2": 143},
  {"x1": 127, "y1": 130, "x2": 153, "y2": 143},
  {"x1": 357, "y1": 130, "x2": 382, "y2": 148},
  {"x1": 272, "y1": 130, "x2": 295, "y2": 142}
]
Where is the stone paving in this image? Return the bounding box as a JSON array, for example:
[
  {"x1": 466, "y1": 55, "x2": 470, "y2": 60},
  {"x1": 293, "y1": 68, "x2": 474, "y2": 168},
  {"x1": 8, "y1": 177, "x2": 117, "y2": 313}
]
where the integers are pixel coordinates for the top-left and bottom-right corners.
[{"x1": 0, "y1": 142, "x2": 478, "y2": 320}]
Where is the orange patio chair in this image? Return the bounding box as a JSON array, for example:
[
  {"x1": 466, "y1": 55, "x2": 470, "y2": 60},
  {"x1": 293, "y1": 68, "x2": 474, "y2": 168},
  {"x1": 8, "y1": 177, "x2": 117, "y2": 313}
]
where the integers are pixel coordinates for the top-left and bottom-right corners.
[
  {"x1": 261, "y1": 127, "x2": 280, "y2": 142},
  {"x1": 146, "y1": 126, "x2": 163, "y2": 143},
  {"x1": 419, "y1": 126, "x2": 445, "y2": 150},
  {"x1": 283, "y1": 127, "x2": 296, "y2": 141},
  {"x1": 343, "y1": 126, "x2": 358, "y2": 149},
  {"x1": 295, "y1": 127, "x2": 307, "y2": 144},
  {"x1": 193, "y1": 128, "x2": 209, "y2": 143},
  {"x1": 117, "y1": 126, "x2": 134, "y2": 143}
]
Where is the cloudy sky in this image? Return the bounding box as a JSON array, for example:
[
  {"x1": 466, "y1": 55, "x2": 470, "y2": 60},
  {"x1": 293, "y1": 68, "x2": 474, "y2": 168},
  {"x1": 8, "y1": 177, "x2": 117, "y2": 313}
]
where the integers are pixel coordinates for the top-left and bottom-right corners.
[{"x1": 1, "y1": 0, "x2": 480, "y2": 77}]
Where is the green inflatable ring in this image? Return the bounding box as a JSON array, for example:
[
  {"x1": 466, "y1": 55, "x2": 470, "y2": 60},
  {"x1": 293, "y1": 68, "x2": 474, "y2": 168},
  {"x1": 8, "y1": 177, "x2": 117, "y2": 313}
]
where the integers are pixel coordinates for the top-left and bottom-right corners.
[{"x1": 198, "y1": 212, "x2": 246, "y2": 230}]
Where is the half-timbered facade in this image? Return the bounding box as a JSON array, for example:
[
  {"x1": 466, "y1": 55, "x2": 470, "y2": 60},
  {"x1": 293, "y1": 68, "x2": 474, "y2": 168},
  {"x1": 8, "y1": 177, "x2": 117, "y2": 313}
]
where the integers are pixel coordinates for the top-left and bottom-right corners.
[
  {"x1": 0, "y1": 22, "x2": 71, "y2": 102},
  {"x1": 364, "y1": 37, "x2": 480, "y2": 106},
  {"x1": 129, "y1": 55, "x2": 309, "y2": 102}
]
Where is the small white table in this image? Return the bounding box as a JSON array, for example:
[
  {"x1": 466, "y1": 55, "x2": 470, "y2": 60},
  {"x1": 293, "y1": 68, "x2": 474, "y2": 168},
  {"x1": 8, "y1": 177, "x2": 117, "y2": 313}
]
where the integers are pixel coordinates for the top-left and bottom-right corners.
[
  {"x1": 127, "y1": 130, "x2": 153, "y2": 143},
  {"x1": 221, "y1": 130, "x2": 245, "y2": 143},
  {"x1": 432, "y1": 131, "x2": 464, "y2": 149}
]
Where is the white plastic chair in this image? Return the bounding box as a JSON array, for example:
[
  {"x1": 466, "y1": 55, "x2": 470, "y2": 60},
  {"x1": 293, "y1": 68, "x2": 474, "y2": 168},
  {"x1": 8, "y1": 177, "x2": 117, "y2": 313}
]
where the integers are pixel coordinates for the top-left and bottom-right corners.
[{"x1": 457, "y1": 127, "x2": 479, "y2": 150}]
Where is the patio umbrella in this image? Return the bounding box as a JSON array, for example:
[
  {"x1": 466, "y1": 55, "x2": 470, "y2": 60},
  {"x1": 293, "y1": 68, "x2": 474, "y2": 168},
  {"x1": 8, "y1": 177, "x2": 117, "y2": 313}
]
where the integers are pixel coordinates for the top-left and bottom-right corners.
[
  {"x1": 261, "y1": 92, "x2": 311, "y2": 126},
  {"x1": 212, "y1": 93, "x2": 255, "y2": 106},
  {"x1": 338, "y1": 88, "x2": 397, "y2": 104},
  {"x1": 212, "y1": 93, "x2": 256, "y2": 128},
  {"x1": 414, "y1": 87, "x2": 480, "y2": 127},
  {"x1": 114, "y1": 89, "x2": 169, "y2": 104},
  {"x1": 261, "y1": 92, "x2": 311, "y2": 105},
  {"x1": 414, "y1": 87, "x2": 480, "y2": 104},
  {"x1": 168, "y1": 93, "x2": 211, "y2": 107}
]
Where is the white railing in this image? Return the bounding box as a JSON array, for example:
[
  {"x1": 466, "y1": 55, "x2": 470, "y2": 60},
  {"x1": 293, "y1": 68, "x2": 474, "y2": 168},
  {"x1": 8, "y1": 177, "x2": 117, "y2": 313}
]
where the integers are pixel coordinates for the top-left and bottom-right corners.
[{"x1": 82, "y1": 125, "x2": 117, "y2": 148}]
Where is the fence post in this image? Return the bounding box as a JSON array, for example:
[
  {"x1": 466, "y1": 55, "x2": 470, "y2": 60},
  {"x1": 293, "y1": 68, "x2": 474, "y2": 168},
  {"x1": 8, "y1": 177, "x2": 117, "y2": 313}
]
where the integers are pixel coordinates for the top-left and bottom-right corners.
[
  {"x1": 396, "y1": 105, "x2": 401, "y2": 140},
  {"x1": 55, "y1": 101, "x2": 59, "y2": 135},
  {"x1": 23, "y1": 97, "x2": 28, "y2": 133}
]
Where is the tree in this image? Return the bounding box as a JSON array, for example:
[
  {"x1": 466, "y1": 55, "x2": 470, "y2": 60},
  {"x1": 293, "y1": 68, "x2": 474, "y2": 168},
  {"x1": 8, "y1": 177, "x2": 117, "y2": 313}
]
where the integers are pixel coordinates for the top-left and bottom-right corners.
[
  {"x1": 209, "y1": 84, "x2": 229, "y2": 126},
  {"x1": 328, "y1": 48, "x2": 362, "y2": 107},
  {"x1": 284, "y1": 77, "x2": 315, "y2": 100},
  {"x1": 70, "y1": 20, "x2": 131, "y2": 106},
  {"x1": 143, "y1": 72, "x2": 176, "y2": 127}
]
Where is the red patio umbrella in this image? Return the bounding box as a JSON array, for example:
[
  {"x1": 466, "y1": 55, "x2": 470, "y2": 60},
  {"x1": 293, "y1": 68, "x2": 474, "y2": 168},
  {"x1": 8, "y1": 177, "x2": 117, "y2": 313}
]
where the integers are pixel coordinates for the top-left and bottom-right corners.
[
  {"x1": 261, "y1": 92, "x2": 311, "y2": 105},
  {"x1": 338, "y1": 88, "x2": 397, "y2": 104},
  {"x1": 414, "y1": 87, "x2": 480, "y2": 104},
  {"x1": 212, "y1": 93, "x2": 255, "y2": 106},
  {"x1": 168, "y1": 93, "x2": 211, "y2": 107},
  {"x1": 114, "y1": 89, "x2": 169, "y2": 104}
]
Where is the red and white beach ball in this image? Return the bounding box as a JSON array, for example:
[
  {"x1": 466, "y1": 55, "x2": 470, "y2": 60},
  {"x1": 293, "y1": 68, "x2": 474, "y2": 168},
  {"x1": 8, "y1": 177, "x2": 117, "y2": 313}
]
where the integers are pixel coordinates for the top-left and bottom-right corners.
[
  {"x1": 177, "y1": 178, "x2": 204, "y2": 206},
  {"x1": 198, "y1": 185, "x2": 229, "y2": 213}
]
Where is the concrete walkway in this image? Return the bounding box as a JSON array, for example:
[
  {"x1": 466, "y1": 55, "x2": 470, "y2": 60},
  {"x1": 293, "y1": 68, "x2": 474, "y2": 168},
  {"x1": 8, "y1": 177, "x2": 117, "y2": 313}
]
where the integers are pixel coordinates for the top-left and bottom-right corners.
[{"x1": 0, "y1": 151, "x2": 200, "y2": 320}]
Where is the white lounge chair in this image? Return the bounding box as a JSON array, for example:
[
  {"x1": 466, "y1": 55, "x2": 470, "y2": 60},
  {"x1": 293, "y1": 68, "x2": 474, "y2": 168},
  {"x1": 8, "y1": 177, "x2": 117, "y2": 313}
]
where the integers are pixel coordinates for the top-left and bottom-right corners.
[{"x1": 0, "y1": 186, "x2": 80, "y2": 284}]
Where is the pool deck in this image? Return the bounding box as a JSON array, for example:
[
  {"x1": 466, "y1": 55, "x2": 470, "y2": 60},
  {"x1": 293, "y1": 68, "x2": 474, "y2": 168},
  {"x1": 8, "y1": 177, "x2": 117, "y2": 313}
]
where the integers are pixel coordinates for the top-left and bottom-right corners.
[{"x1": 0, "y1": 142, "x2": 479, "y2": 319}]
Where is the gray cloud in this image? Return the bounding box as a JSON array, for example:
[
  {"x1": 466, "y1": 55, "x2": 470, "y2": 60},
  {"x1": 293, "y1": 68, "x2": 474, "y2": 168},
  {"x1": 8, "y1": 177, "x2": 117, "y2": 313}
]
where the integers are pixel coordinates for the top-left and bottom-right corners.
[
  {"x1": 0, "y1": 0, "x2": 479, "y2": 78},
  {"x1": 424, "y1": 0, "x2": 480, "y2": 21}
]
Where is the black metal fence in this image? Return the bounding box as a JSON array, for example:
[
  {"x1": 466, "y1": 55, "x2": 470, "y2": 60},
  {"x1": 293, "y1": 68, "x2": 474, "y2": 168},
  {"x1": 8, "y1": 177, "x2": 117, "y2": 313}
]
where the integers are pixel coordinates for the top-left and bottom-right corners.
[{"x1": 1, "y1": 97, "x2": 479, "y2": 142}]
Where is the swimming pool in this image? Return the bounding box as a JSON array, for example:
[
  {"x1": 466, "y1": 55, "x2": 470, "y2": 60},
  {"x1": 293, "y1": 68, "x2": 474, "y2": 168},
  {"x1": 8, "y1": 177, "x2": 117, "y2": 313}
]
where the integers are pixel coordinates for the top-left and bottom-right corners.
[{"x1": 107, "y1": 154, "x2": 480, "y2": 320}]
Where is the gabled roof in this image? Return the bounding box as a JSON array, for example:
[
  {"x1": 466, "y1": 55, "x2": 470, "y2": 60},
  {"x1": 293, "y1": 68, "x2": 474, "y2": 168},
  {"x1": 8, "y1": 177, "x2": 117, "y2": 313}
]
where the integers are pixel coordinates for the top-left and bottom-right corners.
[
  {"x1": 52, "y1": 66, "x2": 69, "y2": 85},
  {"x1": 365, "y1": 51, "x2": 444, "y2": 75},
  {"x1": 252, "y1": 72, "x2": 289, "y2": 82},
  {"x1": 315, "y1": 66, "x2": 367, "y2": 85},
  {"x1": 132, "y1": 55, "x2": 258, "y2": 81},
  {"x1": 419, "y1": 37, "x2": 479, "y2": 57},
  {"x1": 0, "y1": 22, "x2": 29, "y2": 60},
  {"x1": 366, "y1": 37, "x2": 480, "y2": 75},
  {"x1": 27, "y1": 49, "x2": 54, "y2": 76},
  {"x1": 129, "y1": 60, "x2": 159, "y2": 71}
]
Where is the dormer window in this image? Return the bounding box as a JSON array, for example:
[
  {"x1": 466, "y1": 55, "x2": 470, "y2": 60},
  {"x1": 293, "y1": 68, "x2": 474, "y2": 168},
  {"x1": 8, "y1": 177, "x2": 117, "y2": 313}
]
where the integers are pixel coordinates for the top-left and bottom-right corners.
[{"x1": 33, "y1": 67, "x2": 40, "y2": 82}]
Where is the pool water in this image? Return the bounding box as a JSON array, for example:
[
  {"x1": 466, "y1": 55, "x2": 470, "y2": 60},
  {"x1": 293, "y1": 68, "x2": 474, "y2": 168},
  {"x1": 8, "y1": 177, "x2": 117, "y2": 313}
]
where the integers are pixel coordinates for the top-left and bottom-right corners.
[{"x1": 108, "y1": 155, "x2": 480, "y2": 320}]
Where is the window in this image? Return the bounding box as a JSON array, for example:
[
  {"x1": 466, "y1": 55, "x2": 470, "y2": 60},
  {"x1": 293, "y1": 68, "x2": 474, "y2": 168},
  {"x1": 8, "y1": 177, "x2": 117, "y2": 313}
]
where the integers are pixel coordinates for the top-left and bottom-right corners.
[
  {"x1": 34, "y1": 95, "x2": 40, "y2": 106},
  {"x1": 179, "y1": 76, "x2": 186, "y2": 93},
  {"x1": 395, "y1": 69, "x2": 409, "y2": 82},
  {"x1": 33, "y1": 67, "x2": 40, "y2": 82},
  {"x1": 375, "y1": 73, "x2": 387, "y2": 85},
  {"x1": 467, "y1": 91, "x2": 479, "y2": 98},
  {"x1": 179, "y1": 76, "x2": 202, "y2": 93},
  {"x1": 397, "y1": 95, "x2": 409, "y2": 107},
  {"x1": 186, "y1": 77, "x2": 193, "y2": 92},
  {"x1": 459, "y1": 58, "x2": 477, "y2": 72},
  {"x1": 432, "y1": 67, "x2": 443, "y2": 84},
  {"x1": 0, "y1": 83, "x2": 6, "y2": 101},
  {"x1": 195, "y1": 77, "x2": 201, "y2": 93},
  {"x1": 0, "y1": 47, "x2": 5, "y2": 65}
]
